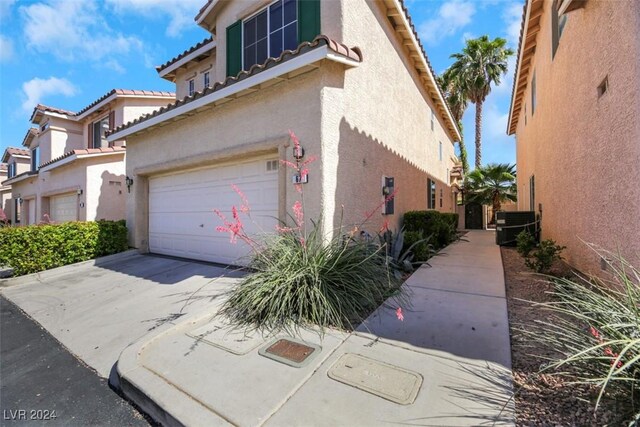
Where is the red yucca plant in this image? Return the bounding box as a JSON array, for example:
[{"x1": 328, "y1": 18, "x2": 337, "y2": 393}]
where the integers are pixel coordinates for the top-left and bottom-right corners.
[{"x1": 213, "y1": 130, "x2": 407, "y2": 334}]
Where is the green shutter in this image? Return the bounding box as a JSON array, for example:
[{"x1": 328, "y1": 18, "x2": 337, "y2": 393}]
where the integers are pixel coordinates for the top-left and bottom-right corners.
[
  {"x1": 226, "y1": 20, "x2": 242, "y2": 77},
  {"x1": 298, "y1": 0, "x2": 321, "y2": 44}
]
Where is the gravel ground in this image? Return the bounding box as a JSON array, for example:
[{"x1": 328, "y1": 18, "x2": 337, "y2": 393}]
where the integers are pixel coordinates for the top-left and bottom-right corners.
[{"x1": 501, "y1": 246, "x2": 627, "y2": 426}]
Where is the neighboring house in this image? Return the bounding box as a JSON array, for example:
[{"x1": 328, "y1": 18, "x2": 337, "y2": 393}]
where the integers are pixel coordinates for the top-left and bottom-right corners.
[
  {"x1": 507, "y1": 0, "x2": 640, "y2": 275},
  {"x1": 1, "y1": 147, "x2": 32, "y2": 224},
  {"x1": 0, "y1": 163, "x2": 8, "y2": 221},
  {"x1": 2, "y1": 89, "x2": 175, "y2": 225},
  {"x1": 107, "y1": 0, "x2": 462, "y2": 265}
]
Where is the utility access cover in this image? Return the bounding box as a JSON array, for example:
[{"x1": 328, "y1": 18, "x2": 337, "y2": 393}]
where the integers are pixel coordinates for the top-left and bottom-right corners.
[
  {"x1": 187, "y1": 320, "x2": 266, "y2": 355},
  {"x1": 328, "y1": 353, "x2": 423, "y2": 405},
  {"x1": 258, "y1": 338, "x2": 321, "y2": 368}
]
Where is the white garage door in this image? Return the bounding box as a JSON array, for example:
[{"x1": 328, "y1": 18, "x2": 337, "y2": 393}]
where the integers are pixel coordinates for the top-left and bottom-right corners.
[
  {"x1": 50, "y1": 193, "x2": 78, "y2": 223},
  {"x1": 148, "y1": 157, "x2": 279, "y2": 265}
]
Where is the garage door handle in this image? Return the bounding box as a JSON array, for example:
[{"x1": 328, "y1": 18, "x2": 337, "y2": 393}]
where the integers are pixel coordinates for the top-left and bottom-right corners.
[{"x1": 199, "y1": 224, "x2": 204, "y2": 228}]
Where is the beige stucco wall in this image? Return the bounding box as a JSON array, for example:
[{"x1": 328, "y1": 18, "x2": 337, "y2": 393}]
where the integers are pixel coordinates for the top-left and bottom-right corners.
[
  {"x1": 8, "y1": 176, "x2": 38, "y2": 224},
  {"x1": 514, "y1": 0, "x2": 640, "y2": 275},
  {"x1": 320, "y1": 0, "x2": 458, "y2": 234},
  {"x1": 174, "y1": 53, "x2": 216, "y2": 100},
  {"x1": 125, "y1": 68, "x2": 324, "y2": 250},
  {"x1": 124, "y1": 0, "x2": 460, "y2": 250}
]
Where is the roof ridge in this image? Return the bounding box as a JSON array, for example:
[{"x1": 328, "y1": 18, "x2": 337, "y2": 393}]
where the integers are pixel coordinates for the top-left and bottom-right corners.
[{"x1": 156, "y1": 36, "x2": 215, "y2": 73}]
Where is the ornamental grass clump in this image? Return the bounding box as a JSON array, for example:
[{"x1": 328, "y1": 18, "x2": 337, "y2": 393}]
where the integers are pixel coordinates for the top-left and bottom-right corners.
[
  {"x1": 519, "y1": 246, "x2": 640, "y2": 422},
  {"x1": 214, "y1": 131, "x2": 406, "y2": 334}
]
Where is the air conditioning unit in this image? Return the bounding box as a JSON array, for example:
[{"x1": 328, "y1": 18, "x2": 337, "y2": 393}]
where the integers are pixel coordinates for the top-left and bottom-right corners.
[{"x1": 495, "y1": 211, "x2": 538, "y2": 246}]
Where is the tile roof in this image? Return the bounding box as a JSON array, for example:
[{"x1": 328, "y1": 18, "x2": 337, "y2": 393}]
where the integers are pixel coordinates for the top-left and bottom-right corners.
[
  {"x1": 2, "y1": 170, "x2": 38, "y2": 185},
  {"x1": 195, "y1": 0, "x2": 215, "y2": 23},
  {"x1": 108, "y1": 35, "x2": 362, "y2": 137},
  {"x1": 156, "y1": 37, "x2": 215, "y2": 73},
  {"x1": 5, "y1": 147, "x2": 31, "y2": 158},
  {"x1": 29, "y1": 89, "x2": 176, "y2": 122},
  {"x1": 39, "y1": 146, "x2": 126, "y2": 169},
  {"x1": 76, "y1": 89, "x2": 175, "y2": 117},
  {"x1": 22, "y1": 127, "x2": 38, "y2": 147}
]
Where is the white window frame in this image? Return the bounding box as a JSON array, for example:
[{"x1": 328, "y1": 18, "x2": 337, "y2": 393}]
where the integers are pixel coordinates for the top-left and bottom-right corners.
[{"x1": 241, "y1": 0, "x2": 299, "y2": 70}]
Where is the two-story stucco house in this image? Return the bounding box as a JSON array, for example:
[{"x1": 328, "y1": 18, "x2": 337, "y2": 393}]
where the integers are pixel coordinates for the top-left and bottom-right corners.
[
  {"x1": 107, "y1": 0, "x2": 463, "y2": 265},
  {"x1": 3, "y1": 89, "x2": 175, "y2": 225},
  {"x1": 1, "y1": 147, "x2": 32, "y2": 223},
  {"x1": 507, "y1": 0, "x2": 640, "y2": 275}
]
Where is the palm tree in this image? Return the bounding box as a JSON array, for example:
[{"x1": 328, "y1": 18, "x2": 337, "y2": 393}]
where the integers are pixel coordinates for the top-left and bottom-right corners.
[
  {"x1": 438, "y1": 69, "x2": 469, "y2": 174},
  {"x1": 465, "y1": 163, "x2": 517, "y2": 224},
  {"x1": 448, "y1": 36, "x2": 514, "y2": 168}
]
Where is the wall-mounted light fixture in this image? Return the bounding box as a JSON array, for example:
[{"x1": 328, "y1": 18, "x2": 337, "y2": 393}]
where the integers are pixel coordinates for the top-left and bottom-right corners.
[
  {"x1": 125, "y1": 176, "x2": 134, "y2": 193},
  {"x1": 17, "y1": 197, "x2": 23, "y2": 205},
  {"x1": 77, "y1": 188, "x2": 83, "y2": 195}
]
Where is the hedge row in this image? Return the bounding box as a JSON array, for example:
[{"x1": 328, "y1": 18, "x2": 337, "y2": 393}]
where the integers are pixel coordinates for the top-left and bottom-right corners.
[
  {"x1": 403, "y1": 210, "x2": 459, "y2": 252},
  {"x1": 0, "y1": 220, "x2": 128, "y2": 276}
]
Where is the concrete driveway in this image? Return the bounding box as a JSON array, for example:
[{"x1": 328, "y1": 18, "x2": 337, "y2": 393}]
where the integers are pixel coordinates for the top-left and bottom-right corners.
[{"x1": 0, "y1": 251, "x2": 244, "y2": 378}]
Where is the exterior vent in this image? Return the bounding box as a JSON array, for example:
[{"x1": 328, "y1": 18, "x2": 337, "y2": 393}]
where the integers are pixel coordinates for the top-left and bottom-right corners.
[{"x1": 266, "y1": 160, "x2": 279, "y2": 171}]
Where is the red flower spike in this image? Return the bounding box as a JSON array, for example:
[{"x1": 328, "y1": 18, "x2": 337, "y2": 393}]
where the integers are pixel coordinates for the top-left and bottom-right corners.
[{"x1": 396, "y1": 307, "x2": 404, "y2": 322}]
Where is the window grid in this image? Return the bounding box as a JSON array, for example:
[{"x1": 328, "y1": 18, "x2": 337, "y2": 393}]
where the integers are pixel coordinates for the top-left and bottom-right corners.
[{"x1": 243, "y1": 0, "x2": 298, "y2": 71}]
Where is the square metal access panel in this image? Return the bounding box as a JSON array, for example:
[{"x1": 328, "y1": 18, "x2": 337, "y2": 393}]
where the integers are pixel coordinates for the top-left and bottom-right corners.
[{"x1": 258, "y1": 337, "x2": 321, "y2": 368}]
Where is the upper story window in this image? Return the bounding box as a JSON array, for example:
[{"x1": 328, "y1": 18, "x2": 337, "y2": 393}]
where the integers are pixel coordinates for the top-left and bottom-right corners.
[
  {"x1": 7, "y1": 162, "x2": 16, "y2": 178},
  {"x1": 31, "y1": 147, "x2": 39, "y2": 172},
  {"x1": 531, "y1": 72, "x2": 537, "y2": 115},
  {"x1": 92, "y1": 116, "x2": 110, "y2": 149},
  {"x1": 243, "y1": 0, "x2": 298, "y2": 70},
  {"x1": 188, "y1": 79, "x2": 195, "y2": 96},
  {"x1": 552, "y1": 0, "x2": 568, "y2": 58},
  {"x1": 40, "y1": 122, "x2": 49, "y2": 133},
  {"x1": 203, "y1": 72, "x2": 210, "y2": 88},
  {"x1": 427, "y1": 178, "x2": 436, "y2": 210}
]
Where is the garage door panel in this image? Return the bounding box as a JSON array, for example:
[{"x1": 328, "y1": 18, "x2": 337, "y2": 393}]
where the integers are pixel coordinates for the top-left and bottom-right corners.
[
  {"x1": 149, "y1": 158, "x2": 279, "y2": 265},
  {"x1": 50, "y1": 193, "x2": 78, "y2": 223}
]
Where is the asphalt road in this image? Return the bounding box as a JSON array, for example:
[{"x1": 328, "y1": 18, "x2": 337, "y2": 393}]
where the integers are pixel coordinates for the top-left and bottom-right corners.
[{"x1": 0, "y1": 296, "x2": 149, "y2": 426}]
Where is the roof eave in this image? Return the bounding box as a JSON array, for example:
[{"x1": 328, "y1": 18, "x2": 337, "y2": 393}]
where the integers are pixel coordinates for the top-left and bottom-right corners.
[
  {"x1": 157, "y1": 41, "x2": 217, "y2": 81},
  {"x1": 108, "y1": 44, "x2": 360, "y2": 142}
]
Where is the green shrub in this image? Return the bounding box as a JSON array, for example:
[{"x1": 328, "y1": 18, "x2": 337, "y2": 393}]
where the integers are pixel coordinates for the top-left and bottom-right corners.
[
  {"x1": 523, "y1": 239, "x2": 566, "y2": 273},
  {"x1": 516, "y1": 230, "x2": 537, "y2": 257},
  {"x1": 0, "y1": 220, "x2": 128, "y2": 276},
  {"x1": 519, "y1": 248, "x2": 640, "y2": 423},
  {"x1": 403, "y1": 210, "x2": 457, "y2": 250},
  {"x1": 220, "y1": 220, "x2": 404, "y2": 333},
  {"x1": 403, "y1": 230, "x2": 435, "y2": 262}
]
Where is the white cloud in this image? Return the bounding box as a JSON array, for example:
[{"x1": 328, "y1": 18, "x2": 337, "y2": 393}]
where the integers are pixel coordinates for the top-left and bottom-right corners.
[
  {"x1": 105, "y1": 0, "x2": 203, "y2": 37},
  {"x1": 0, "y1": 0, "x2": 16, "y2": 19},
  {"x1": 418, "y1": 0, "x2": 476, "y2": 46},
  {"x1": 21, "y1": 0, "x2": 143, "y2": 62},
  {"x1": 0, "y1": 35, "x2": 13, "y2": 62},
  {"x1": 504, "y1": 1, "x2": 524, "y2": 47},
  {"x1": 21, "y1": 77, "x2": 78, "y2": 113},
  {"x1": 461, "y1": 31, "x2": 476, "y2": 43},
  {"x1": 104, "y1": 59, "x2": 126, "y2": 74},
  {"x1": 484, "y1": 101, "x2": 510, "y2": 139}
]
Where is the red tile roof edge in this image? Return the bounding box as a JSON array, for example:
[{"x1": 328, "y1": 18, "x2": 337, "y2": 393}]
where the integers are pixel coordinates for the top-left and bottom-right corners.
[
  {"x1": 3, "y1": 147, "x2": 31, "y2": 162},
  {"x1": 195, "y1": 0, "x2": 215, "y2": 22},
  {"x1": 108, "y1": 35, "x2": 362, "y2": 138},
  {"x1": 29, "y1": 90, "x2": 176, "y2": 123},
  {"x1": 39, "y1": 146, "x2": 126, "y2": 169},
  {"x1": 156, "y1": 37, "x2": 215, "y2": 73}
]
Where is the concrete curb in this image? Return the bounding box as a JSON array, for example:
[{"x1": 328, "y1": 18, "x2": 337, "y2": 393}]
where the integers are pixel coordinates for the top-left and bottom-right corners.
[{"x1": 113, "y1": 310, "x2": 234, "y2": 427}]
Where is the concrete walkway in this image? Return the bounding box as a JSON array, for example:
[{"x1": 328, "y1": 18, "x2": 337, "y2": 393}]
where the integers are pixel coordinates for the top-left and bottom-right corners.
[{"x1": 116, "y1": 230, "x2": 514, "y2": 426}]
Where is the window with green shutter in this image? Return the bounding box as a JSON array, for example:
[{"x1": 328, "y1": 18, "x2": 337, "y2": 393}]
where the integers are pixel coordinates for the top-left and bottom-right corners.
[
  {"x1": 298, "y1": 0, "x2": 320, "y2": 44},
  {"x1": 226, "y1": 20, "x2": 242, "y2": 77},
  {"x1": 227, "y1": 0, "x2": 320, "y2": 76}
]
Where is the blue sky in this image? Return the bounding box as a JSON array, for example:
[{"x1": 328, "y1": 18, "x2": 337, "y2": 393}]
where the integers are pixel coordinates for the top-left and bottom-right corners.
[{"x1": 0, "y1": 0, "x2": 523, "y2": 167}]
